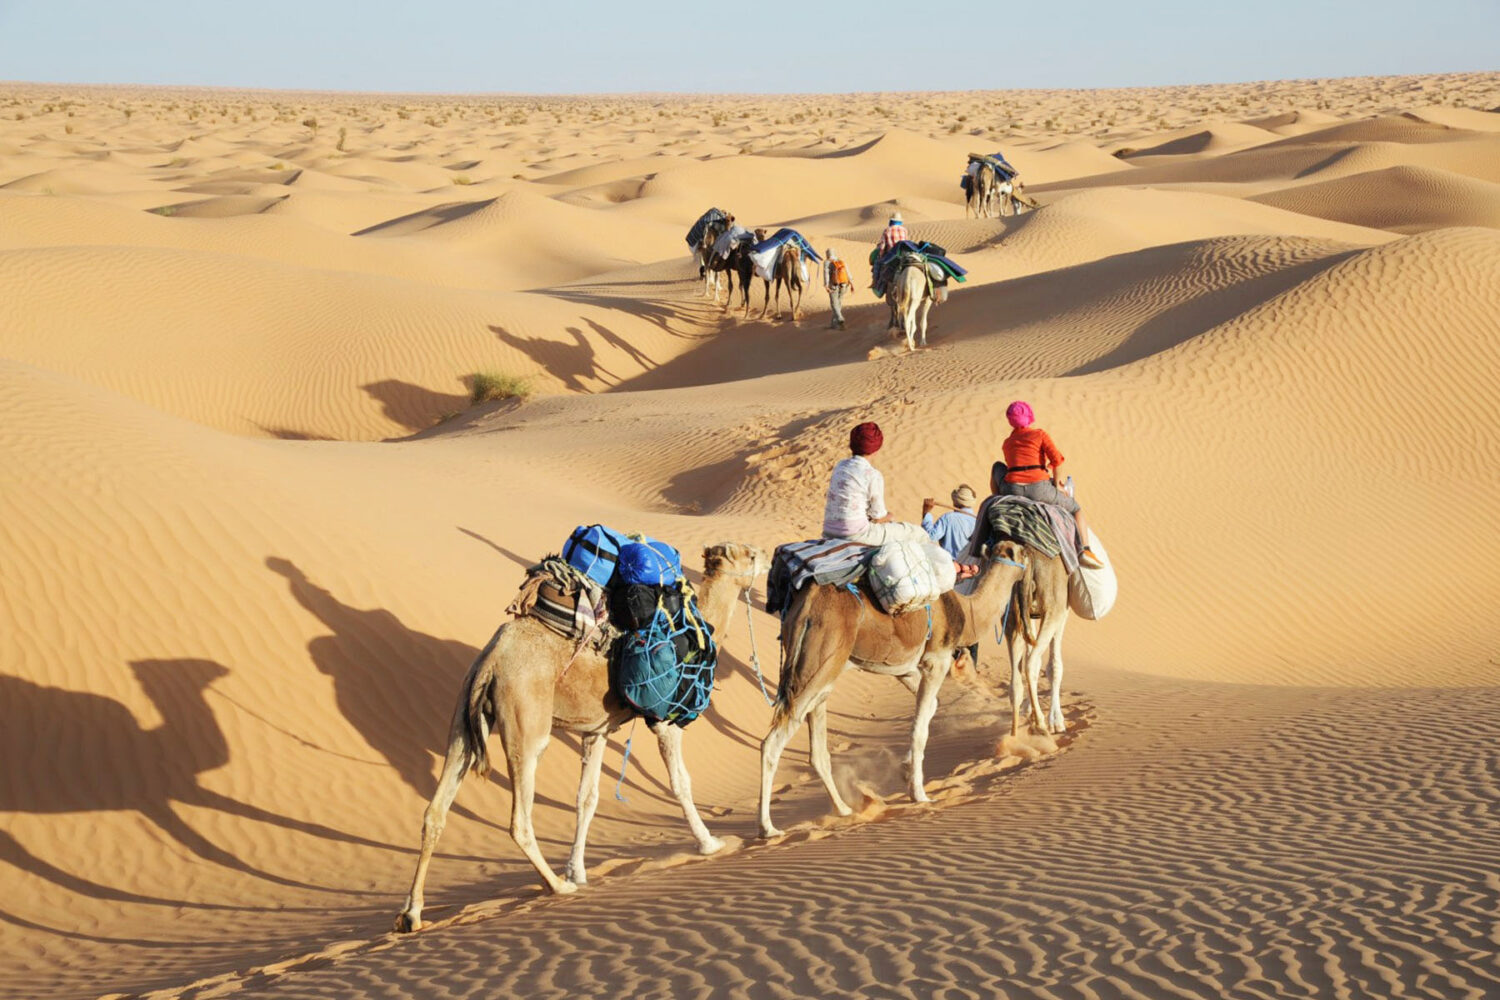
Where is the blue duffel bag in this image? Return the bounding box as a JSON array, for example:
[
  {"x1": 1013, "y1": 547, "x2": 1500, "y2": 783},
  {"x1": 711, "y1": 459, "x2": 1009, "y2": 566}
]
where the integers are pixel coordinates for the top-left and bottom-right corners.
[
  {"x1": 562, "y1": 524, "x2": 633, "y2": 589},
  {"x1": 617, "y1": 539, "x2": 683, "y2": 587}
]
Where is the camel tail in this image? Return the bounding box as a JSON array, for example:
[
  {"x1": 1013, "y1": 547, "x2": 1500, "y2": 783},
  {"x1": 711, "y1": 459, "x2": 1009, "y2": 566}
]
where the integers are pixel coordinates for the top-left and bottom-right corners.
[
  {"x1": 463, "y1": 629, "x2": 504, "y2": 777},
  {"x1": 770, "y1": 615, "x2": 812, "y2": 728}
]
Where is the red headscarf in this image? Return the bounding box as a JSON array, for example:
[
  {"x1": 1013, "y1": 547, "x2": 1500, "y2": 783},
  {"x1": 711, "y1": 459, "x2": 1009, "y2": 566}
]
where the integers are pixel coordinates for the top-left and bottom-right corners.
[{"x1": 849, "y1": 422, "x2": 883, "y2": 456}]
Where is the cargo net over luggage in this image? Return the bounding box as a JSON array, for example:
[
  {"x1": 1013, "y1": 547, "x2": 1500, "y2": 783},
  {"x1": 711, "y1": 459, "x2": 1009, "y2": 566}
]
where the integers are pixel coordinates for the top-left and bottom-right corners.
[{"x1": 554, "y1": 525, "x2": 720, "y2": 726}]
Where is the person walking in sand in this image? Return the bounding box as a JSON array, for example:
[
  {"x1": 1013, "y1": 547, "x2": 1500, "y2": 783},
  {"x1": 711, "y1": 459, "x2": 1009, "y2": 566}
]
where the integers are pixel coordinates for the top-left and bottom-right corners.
[
  {"x1": 823, "y1": 249, "x2": 853, "y2": 329},
  {"x1": 998, "y1": 401, "x2": 1104, "y2": 569},
  {"x1": 822, "y1": 422, "x2": 933, "y2": 548}
]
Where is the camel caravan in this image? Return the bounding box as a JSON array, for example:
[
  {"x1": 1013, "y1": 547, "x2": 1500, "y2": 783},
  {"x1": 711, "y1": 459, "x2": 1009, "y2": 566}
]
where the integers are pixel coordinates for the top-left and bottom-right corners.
[
  {"x1": 962, "y1": 150, "x2": 1039, "y2": 218},
  {"x1": 394, "y1": 407, "x2": 1117, "y2": 931},
  {"x1": 681, "y1": 151, "x2": 1042, "y2": 348},
  {"x1": 687, "y1": 210, "x2": 815, "y2": 320}
]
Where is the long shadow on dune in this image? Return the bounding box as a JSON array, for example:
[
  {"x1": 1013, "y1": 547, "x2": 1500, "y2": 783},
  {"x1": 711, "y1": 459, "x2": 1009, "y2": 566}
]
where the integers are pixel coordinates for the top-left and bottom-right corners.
[
  {"x1": 360, "y1": 378, "x2": 469, "y2": 435},
  {"x1": 538, "y1": 284, "x2": 715, "y2": 343},
  {"x1": 351, "y1": 197, "x2": 498, "y2": 237},
  {"x1": 264, "y1": 557, "x2": 587, "y2": 828},
  {"x1": 491, "y1": 324, "x2": 618, "y2": 391},
  {"x1": 0, "y1": 661, "x2": 389, "y2": 897}
]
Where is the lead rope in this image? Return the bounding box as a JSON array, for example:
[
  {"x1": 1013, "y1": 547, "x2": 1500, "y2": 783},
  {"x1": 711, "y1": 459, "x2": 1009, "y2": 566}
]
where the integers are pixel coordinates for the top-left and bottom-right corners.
[
  {"x1": 744, "y1": 589, "x2": 776, "y2": 706},
  {"x1": 613, "y1": 717, "x2": 638, "y2": 801}
]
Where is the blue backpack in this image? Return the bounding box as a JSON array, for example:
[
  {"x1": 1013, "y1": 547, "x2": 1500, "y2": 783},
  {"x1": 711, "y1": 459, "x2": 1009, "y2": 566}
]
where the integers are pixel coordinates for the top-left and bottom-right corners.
[
  {"x1": 617, "y1": 539, "x2": 683, "y2": 587},
  {"x1": 615, "y1": 586, "x2": 717, "y2": 726},
  {"x1": 562, "y1": 524, "x2": 633, "y2": 589}
]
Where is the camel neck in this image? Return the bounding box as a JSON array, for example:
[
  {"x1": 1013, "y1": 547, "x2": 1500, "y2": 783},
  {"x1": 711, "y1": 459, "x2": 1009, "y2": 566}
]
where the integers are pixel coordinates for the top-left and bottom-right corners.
[
  {"x1": 964, "y1": 556, "x2": 1024, "y2": 631},
  {"x1": 693, "y1": 573, "x2": 743, "y2": 635}
]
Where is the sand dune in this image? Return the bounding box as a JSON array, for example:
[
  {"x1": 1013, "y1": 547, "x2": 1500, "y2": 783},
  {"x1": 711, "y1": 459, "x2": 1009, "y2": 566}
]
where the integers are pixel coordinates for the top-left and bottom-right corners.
[
  {"x1": 1252, "y1": 164, "x2": 1500, "y2": 232},
  {"x1": 3, "y1": 74, "x2": 1500, "y2": 1000}
]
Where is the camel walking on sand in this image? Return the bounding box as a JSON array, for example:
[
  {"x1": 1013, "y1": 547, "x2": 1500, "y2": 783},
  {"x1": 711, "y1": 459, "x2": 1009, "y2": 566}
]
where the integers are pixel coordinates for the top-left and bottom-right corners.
[
  {"x1": 887, "y1": 259, "x2": 935, "y2": 351},
  {"x1": 757, "y1": 540, "x2": 1030, "y2": 838},
  {"x1": 395, "y1": 542, "x2": 768, "y2": 932},
  {"x1": 696, "y1": 217, "x2": 731, "y2": 302},
  {"x1": 767, "y1": 243, "x2": 804, "y2": 320},
  {"x1": 1002, "y1": 548, "x2": 1071, "y2": 737},
  {"x1": 967, "y1": 160, "x2": 998, "y2": 218}
]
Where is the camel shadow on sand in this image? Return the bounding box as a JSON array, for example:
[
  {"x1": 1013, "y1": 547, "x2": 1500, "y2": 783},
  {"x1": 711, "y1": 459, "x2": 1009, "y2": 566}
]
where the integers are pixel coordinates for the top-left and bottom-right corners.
[{"x1": 0, "y1": 659, "x2": 399, "y2": 908}]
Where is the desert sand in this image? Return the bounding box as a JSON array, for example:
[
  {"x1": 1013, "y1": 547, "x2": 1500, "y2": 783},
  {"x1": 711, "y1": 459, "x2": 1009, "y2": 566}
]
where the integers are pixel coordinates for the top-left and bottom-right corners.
[{"x1": 2, "y1": 72, "x2": 1499, "y2": 999}]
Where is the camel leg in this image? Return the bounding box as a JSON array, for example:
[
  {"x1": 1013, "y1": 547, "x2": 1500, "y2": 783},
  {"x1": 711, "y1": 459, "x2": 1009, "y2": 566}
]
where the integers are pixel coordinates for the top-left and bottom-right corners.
[
  {"x1": 1024, "y1": 634, "x2": 1050, "y2": 737},
  {"x1": 757, "y1": 709, "x2": 802, "y2": 839},
  {"x1": 394, "y1": 719, "x2": 475, "y2": 932},
  {"x1": 1009, "y1": 632, "x2": 1028, "y2": 737},
  {"x1": 563, "y1": 732, "x2": 608, "y2": 885},
  {"x1": 1047, "y1": 619, "x2": 1069, "y2": 734},
  {"x1": 917, "y1": 296, "x2": 932, "y2": 348},
  {"x1": 505, "y1": 720, "x2": 575, "y2": 895},
  {"x1": 907, "y1": 658, "x2": 951, "y2": 802},
  {"x1": 807, "y1": 699, "x2": 853, "y2": 817},
  {"x1": 653, "y1": 722, "x2": 725, "y2": 855}
]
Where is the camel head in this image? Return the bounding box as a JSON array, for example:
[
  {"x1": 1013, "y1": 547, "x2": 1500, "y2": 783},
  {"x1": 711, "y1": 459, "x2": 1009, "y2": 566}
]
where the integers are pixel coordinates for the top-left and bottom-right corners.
[
  {"x1": 702, "y1": 542, "x2": 769, "y2": 589},
  {"x1": 754, "y1": 228, "x2": 767, "y2": 242},
  {"x1": 982, "y1": 537, "x2": 1029, "y2": 573}
]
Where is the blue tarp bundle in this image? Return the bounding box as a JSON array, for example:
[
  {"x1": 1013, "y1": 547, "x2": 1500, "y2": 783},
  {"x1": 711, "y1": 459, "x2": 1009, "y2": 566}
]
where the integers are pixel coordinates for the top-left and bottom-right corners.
[
  {"x1": 685, "y1": 208, "x2": 728, "y2": 249},
  {"x1": 881, "y1": 240, "x2": 967, "y2": 278},
  {"x1": 749, "y1": 227, "x2": 821, "y2": 264}
]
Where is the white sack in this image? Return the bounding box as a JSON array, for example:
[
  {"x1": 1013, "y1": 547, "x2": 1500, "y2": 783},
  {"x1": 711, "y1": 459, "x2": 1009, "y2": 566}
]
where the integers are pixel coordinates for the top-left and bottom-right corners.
[
  {"x1": 870, "y1": 538, "x2": 957, "y2": 615},
  {"x1": 1067, "y1": 528, "x2": 1118, "y2": 620}
]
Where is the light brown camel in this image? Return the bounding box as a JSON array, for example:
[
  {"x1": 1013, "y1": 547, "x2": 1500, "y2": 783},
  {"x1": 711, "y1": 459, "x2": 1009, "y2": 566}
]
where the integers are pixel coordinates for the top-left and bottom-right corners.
[
  {"x1": 757, "y1": 540, "x2": 1031, "y2": 838},
  {"x1": 767, "y1": 243, "x2": 803, "y2": 320},
  {"x1": 967, "y1": 160, "x2": 997, "y2": 218},
  {"x1": 395, "y1": 542, "x2": 768, "y2": 932},
  {"x1": 1002, "y1": 547, "x2": 1071, "y2": 737},
  {"x1": 885, "y1": 256, "x2": 935, "y2": 352}
]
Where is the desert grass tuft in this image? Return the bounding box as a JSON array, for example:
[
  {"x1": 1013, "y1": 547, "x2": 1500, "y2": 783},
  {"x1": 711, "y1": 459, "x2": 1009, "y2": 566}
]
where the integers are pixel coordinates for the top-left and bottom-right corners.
[{"x1": 469, "y1": 371, "x2": 533, "y2": 405}]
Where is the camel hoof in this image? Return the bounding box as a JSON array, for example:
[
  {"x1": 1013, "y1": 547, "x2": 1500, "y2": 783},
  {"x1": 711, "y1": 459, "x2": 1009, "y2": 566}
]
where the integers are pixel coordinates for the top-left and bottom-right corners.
[
  {"x1": 393, "y1": 910, "x2": 421, "y2": 934},
  {"x1": 564, "y1": 863, "x2": 588, "y2": 885},
  {"x1": 758, "y1": 825, "x2": 784, "y2": 840},
  {"x1": 699, "y1": 836, "x2": 726, "y2": 856},
  {"x1": 912, "y1": 790, "x2": 931, "y2": 804},
  {"x1": 834, "y1": 804, "x2": 854, "y2": 817},
  {"x1": 552, "y1": 880, "x2": 578, "y2": 895}
]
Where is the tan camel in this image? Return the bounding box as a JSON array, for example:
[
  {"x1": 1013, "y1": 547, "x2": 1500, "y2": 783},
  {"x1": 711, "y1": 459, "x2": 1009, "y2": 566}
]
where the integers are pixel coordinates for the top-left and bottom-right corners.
[
  {"x1": 887, "y1": 258, "x2": 935, "y2": 352},
  {"x1": 1002, "y1": 548, "x2": 1071, "y2": 737},
  {"x1": 767, "y1": 243, "x2": 803, "y2": 320},
  {"x1": 757, "y1": 540, "x2": 1031, "y2": 838},
  {"x1": 395, "y1": 542, "x2": 768, "y2": 932},
  {"x1": 967, "y1": 160, "x2": 998, "y2": 218}
]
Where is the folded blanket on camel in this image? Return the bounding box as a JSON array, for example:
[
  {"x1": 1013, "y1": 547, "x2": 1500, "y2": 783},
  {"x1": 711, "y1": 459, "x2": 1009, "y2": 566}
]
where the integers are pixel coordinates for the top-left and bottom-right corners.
[
  {"x1": 713, "y1": 224, "x2": 755, "y2": 258},
  {"x1": 765, "y1": 538, "x2": 873, "y2": 616},
  {"x1": 685, "y1": 207, "x2": 728, "y2": 249},
  {"x1": 507, "y1": 556, "x2": 616, "y2": 650},
  {"x1": 962, "y1": 495, "x2": 1079, "y2": 574},
  {"x1": 968, "y1": 151, "x2": 1019, "y2": 179},
  {"x1": 750, "y1": 228, "x2": 822, "y2": 283},
  {"x1": 871, "y1": 240, "x2": 968, "y2": 296}
]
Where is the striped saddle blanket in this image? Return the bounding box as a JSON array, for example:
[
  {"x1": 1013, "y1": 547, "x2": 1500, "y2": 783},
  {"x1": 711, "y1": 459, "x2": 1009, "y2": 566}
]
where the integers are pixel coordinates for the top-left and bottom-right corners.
[{"x1": 764, "y1": 538, "x2": 874, "y2": 616}]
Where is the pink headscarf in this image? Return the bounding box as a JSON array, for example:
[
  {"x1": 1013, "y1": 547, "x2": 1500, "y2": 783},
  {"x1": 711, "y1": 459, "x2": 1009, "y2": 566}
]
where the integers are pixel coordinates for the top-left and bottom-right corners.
[{"x1": 1006, "y1": 400, "x2": 1035, "y2": 429}]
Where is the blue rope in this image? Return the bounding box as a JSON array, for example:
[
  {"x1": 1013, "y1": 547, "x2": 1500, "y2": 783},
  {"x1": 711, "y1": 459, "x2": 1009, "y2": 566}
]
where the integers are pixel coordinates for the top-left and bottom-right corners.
[
  {"x1": 614, "y1": 717, "x2": 638, "y2": 801},
  {"x1": 995, "y1": 557, "x2": 1027, "y2": 569},
  {"x1": 925, "y1": 602, "x2": 933, "y2": 641}
]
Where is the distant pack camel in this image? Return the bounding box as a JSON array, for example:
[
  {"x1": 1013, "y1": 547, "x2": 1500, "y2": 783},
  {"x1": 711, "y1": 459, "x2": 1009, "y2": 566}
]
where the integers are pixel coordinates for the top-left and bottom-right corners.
[
  {"x1": 768, "y1": 243, "x2": 804, "y2": 320},
  {"x1": 756, "y1": 540, "x2": 1030, "y2": 838},
  {"x1": 1002, "y1": 546, "x2": 1071, "y2": 737},
  {"x1": 696, "y1": 215, "x2": 732, "y2": 303},
  {"x1": 967, "y1": 160, "x2": 999, "y2": 218},
  {"x1": 395, "y1": 542, "x2": 767, "y2": 932},
  {"x1": 886, "y1": 256, "x2": 936, "y2": 351}
]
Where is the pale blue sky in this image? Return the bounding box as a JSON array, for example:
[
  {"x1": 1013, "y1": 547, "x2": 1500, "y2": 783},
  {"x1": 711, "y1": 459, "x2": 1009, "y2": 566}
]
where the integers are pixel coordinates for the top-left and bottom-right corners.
[{"x1": 0, "y1": 0, "x2": 1494, "y2": 93}]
